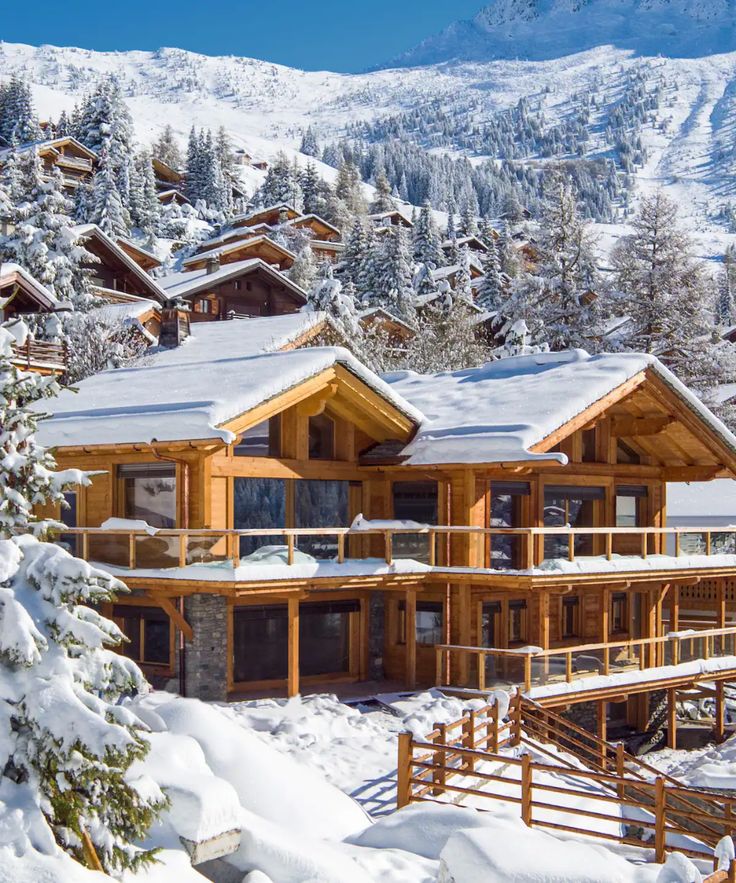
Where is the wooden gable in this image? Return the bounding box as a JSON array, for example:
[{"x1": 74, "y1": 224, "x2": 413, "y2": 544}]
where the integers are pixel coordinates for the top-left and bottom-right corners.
[
  {"x1": 532, "y1": 369, "x2": 736, "y2": 481},
  {"x1": 288, "y1": 215, "x2": 341, "y2": 242},
  {"x1": 233, "y1": 206, "x2": 300, "y2": 229},
  {"x1": 117, "y1": 238, "x2": 162, "y2": 272},
  {"x1": 184, "y1": 237, "x2": 295, "y2": 271}
]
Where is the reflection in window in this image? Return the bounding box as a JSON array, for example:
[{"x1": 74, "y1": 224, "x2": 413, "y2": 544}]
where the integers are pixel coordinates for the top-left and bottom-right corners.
[
  {"x1": 612, "y1": 593, "x2": 628, "y2": 633},
  {"x1": 309, "y1": 414, "x2": 335, "y2": 460},
  {"x1": 300, "y1": 601, "x2": 356, "y2": 676},
  {"x1": 234, "y1": 416, "x2": 281, "y2": 458},
  {"x1": 616, "y1": 486, "x2": 646, "y2": 527},
  {"x1": 233, "y1": 605, "x2": 287, "y2": 682},
  {"x1": 59, "y1": 491, "x2": 78, "y2": 555},
  {"x1": 399, "y1": 600, "x2": 444, "y2": 645},
  {"x1": 490, "y1": 482, "x2": 529, "y2": 570},
  {"x1": 295, "y1": 480, "x2": 349, "y2": 558},
  {"x1": 113, "y1": 605, "x2": 170, "y2": 666},
  {"x1": 543, "y1": 485, "x2": 603, "y2": 559},
  {"x1": 234, "y1": 478, "x2": 286, "y2": 557},
  {"x1": 392, "y1": 481, "x2": 438, "y2": 562},
  {"x1": 509, "y1": 600, "x2": 527, "y2": 644},
  {"x1": 119, "y1": 463, "x2": 176, "y2": 528},
  {"x1": 482, "y1": 601, "x2": 501, "y2": 647}
]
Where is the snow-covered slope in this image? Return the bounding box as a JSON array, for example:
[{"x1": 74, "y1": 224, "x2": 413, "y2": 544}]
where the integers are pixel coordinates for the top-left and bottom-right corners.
[
  {"x1": 4, "y1": 32, "x2": 736, "y2": 252},
  {"x1": 388, "y1": 0, "x2": 736, "y2": 66}
]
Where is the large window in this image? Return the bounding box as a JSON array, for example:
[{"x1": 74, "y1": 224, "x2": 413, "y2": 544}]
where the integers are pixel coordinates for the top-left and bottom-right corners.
[
  {"x1": 118, "y1": 463, "x2": 176, "y2": 528},
  {"x1": 113, "y1": 605, "x2": 170, "y2": 666},
  {"x1": 295, "y1": 480, "x2": 349, "y2": 558},
  {"x1": 234, "y1": 416, "x2": 281, "y2": 458},
  {"x1": 616, "y1": 486, "x2": 647, "y2": 527},
  {"x1": 234, "y1": 477, "x2": 286, "y2": 557},
  {"x1": 508, "y1": 600, "x2": 528, "y2": 645},
  {"x1": 543, "y1": 485, "x2": 604, "y2": 559},
  {"x1": 490, "y1": 482, "x2": 529, "y2": 570},
  {"x1": 232, "y1": 600, "x2": 357, "y2": 683},
  {"x1": 392, "y1": 481, "x2": 438, "y2": 562}
]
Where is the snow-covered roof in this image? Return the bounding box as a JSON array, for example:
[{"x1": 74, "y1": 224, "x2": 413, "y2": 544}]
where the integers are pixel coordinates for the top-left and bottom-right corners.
[
  {"x1": 37, "y1": 314, "x2": 421, "y2": 449},
  {"x1": 0, "y1": 135, "x2": 96, "y2": 161},
  {"x1": 0, "y1": 262, "x2": 60, "y2": 310},
  {"x1": 384, "y1": 350, "x2": 736, "y2": 467},
  {"x1": 231, "y1": 204, "x2": 298, "y2": 225},
  {"x1": 182, "y1": 235, "x2": 296, "y2": 267},
  {"x1": 160, "y1": 258, "x2": 307, "y2": 303}
]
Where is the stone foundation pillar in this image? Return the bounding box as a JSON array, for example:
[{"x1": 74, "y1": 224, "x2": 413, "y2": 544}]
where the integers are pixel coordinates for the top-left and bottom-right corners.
[{"x1": 184, "y1": 594, "x2": 229, "y2": 702}]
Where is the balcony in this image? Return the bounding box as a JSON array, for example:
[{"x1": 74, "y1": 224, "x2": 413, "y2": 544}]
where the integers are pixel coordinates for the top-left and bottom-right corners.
[
  {"x1": 12, "y1": 338, "x2": 67, "y2": 374},
  {"x1": 53, "y1": 524, "x2": 736, "y2": 588}
]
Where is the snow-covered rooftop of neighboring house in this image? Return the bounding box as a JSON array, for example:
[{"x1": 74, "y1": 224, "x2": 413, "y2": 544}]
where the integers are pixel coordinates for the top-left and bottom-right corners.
[
  {"x1": 160, "y1": 257, "x2": 307, "y2": 302},
  {"x1": 182, "y1": 235, "x2": 296, "y2": 267},
  {"x1": 384, "y1": 349, "x2": 736, "y2": 467},
  {"x1": 36, "y1": 315, "x2": 421, "y2": 449},
  {"x1": 0, "y1": 262, "x2": 59, "y2": 309},
  {"x1": 90, "y1": 298, "x2": 159, "y2": 324}
]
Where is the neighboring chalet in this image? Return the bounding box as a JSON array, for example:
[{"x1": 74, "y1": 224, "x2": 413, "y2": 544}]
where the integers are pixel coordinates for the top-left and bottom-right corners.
[
  {"x1": 1, "y1": 262, "x2": 66, "y2": 374},
  {"x1": 183, "y1": 237, "x2": 296, "y2": 272},
  {"x1": 117, "y1": 237, "x2": 163, "y2": 273},
  {"x1": 161, "y1": 258, "x2": 307, "y2": 319},
  {"x1": 231, "y1": 204, "x2": 300, "y2": 229},
  {"x1": 37, "y1": 334, "x2": 736, "y2": 745},
  {"x1": 370, "y1": 210, "x2": 413, "y2": 231},
  {"x1": 0, "y1": 136, "x2": 97, "y2": 192}
]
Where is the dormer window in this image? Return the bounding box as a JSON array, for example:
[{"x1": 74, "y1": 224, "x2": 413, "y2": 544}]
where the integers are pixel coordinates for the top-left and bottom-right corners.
[{"x1": 234, "y1": 416, "x2": 281, "y2": 458}]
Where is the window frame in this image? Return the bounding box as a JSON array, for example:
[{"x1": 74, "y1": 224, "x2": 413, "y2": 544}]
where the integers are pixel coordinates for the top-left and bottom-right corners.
[
  {"x1": 116, "y1": 462, "x2": 177, "y2": 529},
  {"x1": 112, "y1": 603, "x2": 173, "y2": 670}
]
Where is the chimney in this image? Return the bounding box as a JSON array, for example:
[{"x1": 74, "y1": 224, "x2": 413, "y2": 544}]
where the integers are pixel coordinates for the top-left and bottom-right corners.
[
  {"x1": 160, "y1": 306, "x2": 191, "y2": 348},
  {"x1": 206, "y1": 256, "x2": 220, "y2": 275}
]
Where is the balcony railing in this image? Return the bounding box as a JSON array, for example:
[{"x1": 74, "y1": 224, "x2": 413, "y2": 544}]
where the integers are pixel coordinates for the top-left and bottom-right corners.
[
  {"x1": 435, "y1": 626, "x2": 736, "y2": 693},
  {"x1": 55, "y1": 524, "x2": 736, "y2": 575},
  {"x1": 12, "y1": 338, "x2": 67, "y2": 372}
]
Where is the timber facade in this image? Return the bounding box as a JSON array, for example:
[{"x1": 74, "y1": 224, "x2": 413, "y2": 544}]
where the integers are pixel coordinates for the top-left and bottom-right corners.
[{"x1": 36, "y1": 322, "x2": 736, "y2": 741}]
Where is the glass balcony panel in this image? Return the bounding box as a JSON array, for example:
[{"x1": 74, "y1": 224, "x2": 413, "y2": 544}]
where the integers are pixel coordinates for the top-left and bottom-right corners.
[
  {"x1": 134, "y1": 535, "x2": 179, "y2": 569},
  {"x1": 483, "y1": 654, "x2": 525, "y2": 690},
  {"x1": 186, "y1": 535, "x2": 228, "y2": 565}
]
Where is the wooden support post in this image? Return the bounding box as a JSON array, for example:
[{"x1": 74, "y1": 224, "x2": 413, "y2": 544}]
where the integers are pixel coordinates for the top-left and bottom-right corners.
[
  {"x1": 82, "y1": 531, "x2": 89, "y2": 561},
  {"x1": 287, "y1": 534, "x2": 295, "y2": 566},
  {"x1": 428, "y1": 530, "x2": 436, "y2": 567},
  {"x1": 287, "y1": 596, "x2": 300, "y2": 698},
  {"x1": 597, "y1": 700, "x2": 607, "y2": 768},
  {"x1": 337, "y1": 533, "x2": 345, "y2": 564},
  {"x1": 606, "y1": 532, "x2": 613, "y2": 561},
  {"x1": 435, "y1": 647, "x2": 444, "y2": 686},
  {"x1": 397, "y1": 732, "x2": 412, "y2": 809},
  {"x1": 457, "y1": 584, "x2": 472, "y2": 686},
  {"x1": 148, "y1": 593, "x2": 194, "y2": 641},
  {"x1": 491, "y1": 701, "x2": 500, "y2": 752},
  {"x1": 477, "y1": 650, "x2": 486, "y2": 691},
  {"x1": 384, "y1": 531, "x2": 393, "y2": 565},
  {"x1": 179, "y1": 533, "x2": 188, "y2": 568},
  {"x1": 716, "y1": 680, "x2": 726, "y2": 743},
  {"x1": 128, "y1": 533, "x2": 136, "y2": 569},
  {"x1": 521, "y1": 753, "x2": 533, "y2": 827},
  {"x1": 405, "y1": 589, "x2": 416, "y2": 690},
  {"x1": 513, "y1": 692, "x2": 523, "y2": 746},
  {"x1": 616, "y1": 742, "x2": 625, "y2": 798},
  {"x1": 655, "y1": 776, "x2": 666, "y2": 864},
  {"x1": 524, "y1": 654, "x2": 532, "y2": 693},
  {"x1": 667, "y1": 687, "x2": 677, "y2": 750},
  {"x1": 718, "y1": 581, "x2": 727, "y2": 631}
]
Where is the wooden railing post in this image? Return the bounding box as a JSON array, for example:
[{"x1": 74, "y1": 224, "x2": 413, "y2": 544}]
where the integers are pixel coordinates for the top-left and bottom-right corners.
[
  {"x1": 432, "y1": 723, "x2": 447, "y2": 796},
  {"x1": 524, "y1": 654, "x2": 532, "y2": 692},
  {"x1": 463, "y1": 710, "x2": 476, "y2": 772},
  {"x1": 428, "y1": 530, "x2": 436, "y2": 566},
  {"x1": 491, "y1": 700, "x2": 500, "y2": 752},
  {"x1": 513, "y1": 693, "x2": 523, "y2": 746},
  {"x1": 477, "y1": 650, "x2": 486, "y2": 691},
  {"x1": 616, "y1": 742, "x2": 625, "y2": 798},
  {"x1": 82, "y1": 531, "x2": 89, "y2": 561},
  {"x1": 655, "y1": 776, "x2": 666, "y2": 864},
  {"x1": 566, "y1": 651, "x2": 573, "y2": 683},
  {"x1": 287, "y1": 534, "x2": 295, "y2": 566},
  {"x1": 385, "y1": 531, "x2": 393, "y2": 565},
  {"x1": 435, "y1": 647, "x2": 444, "y2": 686},
  {"x1": 397, "y1": 732, "x2": 412, "y2": 809},
  {"x1": 337, "y1": 533, "x2": 345, "y2": 564},
  {"x1": 128, "y1": 532, "x2": 136, "y2": 569},
  {"x1": 179, "y1": 533, "x2": 188, "y2": 568},
  {"x1": 521, "y1": 753, "x2": 533, "y2": 827}
]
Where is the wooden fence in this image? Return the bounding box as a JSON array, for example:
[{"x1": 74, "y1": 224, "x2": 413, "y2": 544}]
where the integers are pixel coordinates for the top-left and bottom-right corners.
[
  {"x1": 397, "y1": 695, "x2": 736, "y2": 870},
  {"x1": 11, "y1": 338, "x2": 66, "y2": 370}
]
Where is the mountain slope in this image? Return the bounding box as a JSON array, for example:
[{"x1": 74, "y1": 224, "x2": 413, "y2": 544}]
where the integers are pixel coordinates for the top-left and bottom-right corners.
[{"x1": 387, "y1": 0, "x2": 736, "y2": 66}]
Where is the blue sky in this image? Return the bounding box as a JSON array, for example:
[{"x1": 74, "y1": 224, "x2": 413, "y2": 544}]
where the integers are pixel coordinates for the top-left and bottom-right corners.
[{"x1": 4, "y1": 1, "x2": 483, "y2": 72}]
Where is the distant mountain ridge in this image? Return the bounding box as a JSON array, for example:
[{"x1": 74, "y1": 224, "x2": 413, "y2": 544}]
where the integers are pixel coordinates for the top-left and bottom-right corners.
[{"x1": 385, "y1": 0, "x2": 736, "y2": 67}]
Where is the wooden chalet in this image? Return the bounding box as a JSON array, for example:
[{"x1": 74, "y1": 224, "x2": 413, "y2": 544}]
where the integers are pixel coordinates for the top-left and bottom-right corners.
[
  {"x1": 359, "y1": 307, "x2": 416, "y2": 343},
  {"x1": 369, "y1": 210, "x2": 413, "y2": 230},
  {"x1": 442, "y1": 234, "x2": 490, "y2": 255},
  {"x1": 161, "y1": 258, "x2": 307, "y2": 319},
  {"x1": 35, "y1": 337, "x2": 736, "y2": 741},
  {"x1": 231, "y1": 204, "x2": 300, "y2": 230},
  {"x1": 158, "y1": 189, "x2": 190, "y2": 207},
  {"x1": 284, "y1": 214, "x2": 341, "y2": 242},
  {"x1": 152, "y1": 157, "x2": 185, "y2": 194},
  {"x1": 1, "y1": 262, "x2": 66, "y2": 374},
  {"x1": 117, "y1": 238, "x2": 163, "y2": 273},
  {"x1": 74, "y1": 225, "x2": 168, "y2": 305},
  {"x1": 0, "y1": 137, "x2": 97, "y2": 192},
  {"x1": 182, "y1": 236, "x2": 296, "y2": 272}
]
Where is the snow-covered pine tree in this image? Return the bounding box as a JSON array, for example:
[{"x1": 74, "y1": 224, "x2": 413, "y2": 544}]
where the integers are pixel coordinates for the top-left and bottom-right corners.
[
  {"x1": 1, "y1": 150, "x2": 97, "y2": 310},
  {"x1": 129, "y1": 149, "x2": 161, "y2": 240},
  {"x1": 719, "y1": 245, "x2": 736, "y2": 327},
  {"x1": 257, "y1": 151, "x2": 298, "y2": 208},
  {"x1": 373, "y1": 226, "x2": 416, "y2": 325},
  {"x1": 154, "y1": 124, "x2": 183, "y2": 170},
  {"x1": 334, "y1": 160, "x2": 366, "y2": 226},
  {"x1": 185, "y1": 126, "x2": 202, "y2": 203},
  {"x1": 300, "y1": 162, "x2": 324, "y2": 216},
  {"x1": 407, "y1": 296, "x2": 489, "y2": 373},
  {"x1": 412, "y1": 202, "x2": 443, "y2": 268},
  {"x1": 0, "y1": 147, "x2": 24, "y2": 206},
  {"x1": 89, "y1": 147, "x2": 130, "y2": 238},
  {"x1": 55, "y1": 109, "x2": 71, "y2": 137},
  {"x1": 215, "y1": 126, "x2": 237, "y2": 214},
  {"x1": 342, "y1": 218, "x2": 370, "y2": 287},
  {"x1": 453, "y1": 246, "x2": 474, "y2": 304},
  {"x1": 476, "y1": 238, "x2": 504, "y2": 312},
  {"x1": 496, "y1": 226, "x2": 519, "y2": 278},
  {"x1": 370, "y1": 166, "x2": 395, "y2": 214},
  {"x1": 289, "y1": 244, "x2": 318, "y2": 292},
  {"x1": 0, "y1": 318, "x2": 166, "y2": 873},
  {"x1": 612, "y1": 191, "x2": 734, "y2": 396},
  {"x1": 0, "y1": 75, "x2": 42, "y2": 145},
  {"x1": 299, "y1": 126, "x2": 320, "y2": 158},
  {"x1": 309, "y1": 265, "x2": 362, "y2": 337},
  {"x1": 459, "y1": 194, "x2": 479, "y2": 236}
]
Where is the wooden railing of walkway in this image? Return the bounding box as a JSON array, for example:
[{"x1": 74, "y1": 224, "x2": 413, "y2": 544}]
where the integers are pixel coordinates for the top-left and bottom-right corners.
[
  {"x1": 397, "y1": 695, "x2": 736, "y2": 870},
  {"x1": 11, "y1": 338, "x2": 66, "y2": 371}
]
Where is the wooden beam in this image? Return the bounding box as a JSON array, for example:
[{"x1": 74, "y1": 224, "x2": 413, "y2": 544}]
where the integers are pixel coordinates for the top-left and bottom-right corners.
[
  {"x1": 146, "y1": 593, "x2": 193, "y2": 641},
  {"x1": 661, "y1": 466, "x2": 722, "y2": 482},
  {"x1": 288, "y1": 596, "x2": 300, "y2": 698},
  {"x1": 610, "y1": 416, "x2": 675, "y2": 437},
  {"x1": 667, "y1": 687, "x2": 677, "y2": 749},
  {"x1": 716, "y1": 680, "x2": 726, "y2": 742},
  {"x1": 296, "y1": 383, "x2": 339, "y2": 418},
  {"x1": 405, "y1": 589, "x2": 417, "y2": 690}
]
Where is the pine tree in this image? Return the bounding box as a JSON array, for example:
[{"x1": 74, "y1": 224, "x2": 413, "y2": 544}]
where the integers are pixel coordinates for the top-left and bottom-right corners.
[
  {"x1": 406, "y1": 298, "x2": 490, "y2": 373},
  {"x1": 300, "y1": 162, "x2": 323, "y2": 216},
  {"x1": 257, "y1": 151, "x2": 298, "y2": 208},
  {"x1": 476, "y1": 238, "x2": 504, "y2": 312},
  {"x1": 719, "y1": 246, "x2": 736, "y2": 327},
  {"x1": 154, "y1": 124, "x2": 183, "y2": 170},
  {"x1": 370, "y1": 166, "x2": 395, "y2": 213},
  {"x1": 453, "y1": 246, "x2": 474, "y2": 304},
  {"x1": 374, "y1": 226, "x2": 416, "y2": 324},
  {"x1": 0, "y1": 75, "x2": 42, "y2": 145},
  {"x1": 299, "y1": 126, "x2": 320, "y2": 158},
  {"x1": 89, "y1": 147, "x2": 130, "y2": 238},
  {"x1": 412, "y1": 202, "x2": 443, "y2": 268},
  {"x1": 0, "y1": 319, "x2": 166, "y2": 873},
  {"x1": 129, "y1": 149, "x2": 161, "y2": 239},
  {"x1": 289, "y1": 244, "x2": 317, "y2": 291},
  {"x1": 1, "y1": 150, "x2": 96, "y2": 310},
  {"x1": 459, "y1": 195, "x2": 479, "y2": 236},
  {"x1": 55, "y1": 109, "x2": 71, "y2": 137},
  {"x1": 309, "y1": 265, "x2": 362, "y2": 336},
  {"x1": 343, "y1": 218, "x2": 370, "y2": 287},
  {"x1": 185, "y1": 126, "x2": 202, "y2": 203},
  {"x1": 612, "y1": 191, "x2": 732, "y2": 393},
  {"x1": 334, "y1": 160, "x2": 366, "y2": 224}
]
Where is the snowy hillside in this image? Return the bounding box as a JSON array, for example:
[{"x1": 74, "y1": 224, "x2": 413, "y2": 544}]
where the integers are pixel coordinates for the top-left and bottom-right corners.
[{"x1": 5, "y1": 29, "x2": 736, "y2": 252}]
